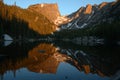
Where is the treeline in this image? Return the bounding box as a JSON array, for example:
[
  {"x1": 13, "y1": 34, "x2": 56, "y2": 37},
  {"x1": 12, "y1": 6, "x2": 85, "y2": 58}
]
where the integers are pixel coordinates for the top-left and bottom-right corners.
[
  {"x1": 54, "y1": 28, "x2": 89, "y2": 39},
  {"x1": 54, "y1": 20, "x2": 120, "y2": 43},
  {"x1": 0, "y1": 15, "x2": 41, "y2": 40},
  {"x1": 0, "y1": 2, "x2": 56, "y2": 40},
  {"x1": 90, "y1": 20, "x2": 120, "y2": 44}
]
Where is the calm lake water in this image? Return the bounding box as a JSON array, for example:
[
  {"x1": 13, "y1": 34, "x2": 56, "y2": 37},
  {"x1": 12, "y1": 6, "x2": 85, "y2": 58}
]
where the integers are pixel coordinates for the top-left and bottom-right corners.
[{"x1": 0, "y1": 41, "x2": 120, "y2": 80}]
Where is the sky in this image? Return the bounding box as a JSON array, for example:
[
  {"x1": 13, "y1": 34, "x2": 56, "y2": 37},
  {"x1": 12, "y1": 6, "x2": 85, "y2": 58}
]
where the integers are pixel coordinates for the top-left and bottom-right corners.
[{"x1": 4, "y1": 0, "x2": 115, "y2": 15}]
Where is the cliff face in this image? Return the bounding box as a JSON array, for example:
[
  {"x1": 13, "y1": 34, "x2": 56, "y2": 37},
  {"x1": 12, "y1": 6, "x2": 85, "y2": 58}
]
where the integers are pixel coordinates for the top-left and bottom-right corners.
[
  {"x1": 28, "y1": 3, "x2": 61, "y2": 24},
  {"x1": 84, "y1": 4, "x2": 92, "y2": 14}
]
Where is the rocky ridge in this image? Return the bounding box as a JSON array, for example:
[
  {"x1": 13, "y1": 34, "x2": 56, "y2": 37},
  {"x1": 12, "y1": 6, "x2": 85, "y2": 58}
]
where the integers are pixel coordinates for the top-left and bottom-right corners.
[{"x1": 60, "y1": 0, "x2": 120, "y2": 29}]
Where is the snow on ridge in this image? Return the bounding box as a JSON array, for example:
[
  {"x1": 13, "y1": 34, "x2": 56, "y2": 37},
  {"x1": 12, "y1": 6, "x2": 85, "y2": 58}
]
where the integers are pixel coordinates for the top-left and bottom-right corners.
[
  {"x1": 80, "y1": 23, "x2": 87, "y2": 28},
  {"x1": 74, "y1": 18, "x2": 80, "y2": 28},
  {"x1": 87, "y1": 10, "x2": 94, "y2": 21},
  {"x1": 67, "y1": 23, "x2": 72, "y2": 28}
]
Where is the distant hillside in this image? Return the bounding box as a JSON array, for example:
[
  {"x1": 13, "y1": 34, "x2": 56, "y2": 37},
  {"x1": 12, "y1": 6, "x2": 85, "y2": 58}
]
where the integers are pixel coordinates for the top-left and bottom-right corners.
[{"x1": 0, "y1": 2, "x2": 57, "y2": 40}]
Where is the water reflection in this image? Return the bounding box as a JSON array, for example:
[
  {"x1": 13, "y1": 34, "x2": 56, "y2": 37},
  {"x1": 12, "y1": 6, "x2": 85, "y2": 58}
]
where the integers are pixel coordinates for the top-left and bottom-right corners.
[
  {"x1": 0, "y1": 41, "x2": 13, "y2": 47},
  {"x1": 27, "y1": 43, "x2": 69, "y2": 74},
  {"x1": 0, "y1": 42, "x2": 120, "y2": 80}
]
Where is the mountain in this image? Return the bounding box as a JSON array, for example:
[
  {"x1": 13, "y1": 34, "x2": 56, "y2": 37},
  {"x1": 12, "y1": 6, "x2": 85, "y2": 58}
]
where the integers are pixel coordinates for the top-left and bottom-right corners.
[
  {"x1": 0, "y1": 2, "x2": 58, "y2": 40},
  {"x1": 54, "y1": 0, "x2": 120, "y2": 45},
  {"x1": 28, "y1": 3, "x2": 61, "y2": 25},
  {"x1": 0, "y1": 0, "x2": 120, "y2": 42},
  {"x1": 28, "y1": 3, "x2": 71, "y2": 26},
  {"x1": 60, "y1": 0, "x2": 120, "y2": 29}
]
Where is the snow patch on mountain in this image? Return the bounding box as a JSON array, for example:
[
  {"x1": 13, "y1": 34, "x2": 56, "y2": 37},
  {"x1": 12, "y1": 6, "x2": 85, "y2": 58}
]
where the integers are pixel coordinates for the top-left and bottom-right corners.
[
  {"x1": 74, "y1": 18, "x2": 80, "y2": 28},
  {"x1": 80, "y1": 23, "x2": 87, "y2": 28},
  {"x1": 2, "y1": 34, "x2": 13, "y2": 41},
  {"x1": 87, "y1": 11, "x2": 94, "y2": 21}
]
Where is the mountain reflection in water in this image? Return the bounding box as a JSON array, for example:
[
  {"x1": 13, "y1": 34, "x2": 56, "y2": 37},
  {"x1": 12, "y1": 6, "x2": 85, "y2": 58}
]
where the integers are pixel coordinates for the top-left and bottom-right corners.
[{"x1": 0, "y1": 42, "x2": 120, "y2": 80}]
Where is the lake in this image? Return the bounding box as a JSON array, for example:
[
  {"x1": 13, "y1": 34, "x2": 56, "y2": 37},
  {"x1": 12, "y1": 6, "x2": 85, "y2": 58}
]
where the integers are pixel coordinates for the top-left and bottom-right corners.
[{"x1": 0, "y1": 41, "x2": 120, "y2": 80}]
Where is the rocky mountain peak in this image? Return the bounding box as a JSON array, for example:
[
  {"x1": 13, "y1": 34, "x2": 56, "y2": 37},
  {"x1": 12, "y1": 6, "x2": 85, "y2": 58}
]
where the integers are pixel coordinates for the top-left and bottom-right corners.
[
  {"x1": 84, "y1": 4, "x2": 92, "y2": 14},
  {"x1": 60, "y1": 0, "x2": 120, "y2": 30},
  {"x1": 28, "y1": 3, "x2": 61, "y2": 24},
  {"x1": 99, "y1": 2, "x2": 108, "y2": 9}
]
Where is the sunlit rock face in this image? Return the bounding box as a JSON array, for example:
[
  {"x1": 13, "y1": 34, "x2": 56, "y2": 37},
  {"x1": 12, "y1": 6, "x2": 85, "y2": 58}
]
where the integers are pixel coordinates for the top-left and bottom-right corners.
[
  {"x1": 28, "y1": 3, "x2": 72, "y2": 26},
  {"x1": 99, "y1": 2, "x2": 108, "y2": 9},
  {"x1": 28, "y1": 3, "x2": 61, "y2": 24},
  {"x1": 84, "y1": 4, "x2": 92, "y2": 14}
]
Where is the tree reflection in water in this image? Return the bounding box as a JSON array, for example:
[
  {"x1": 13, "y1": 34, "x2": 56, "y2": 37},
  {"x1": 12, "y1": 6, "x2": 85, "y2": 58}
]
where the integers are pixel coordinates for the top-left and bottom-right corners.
[{"x1": 0, "y1": 42, "x2": 120, "y2": 80}]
